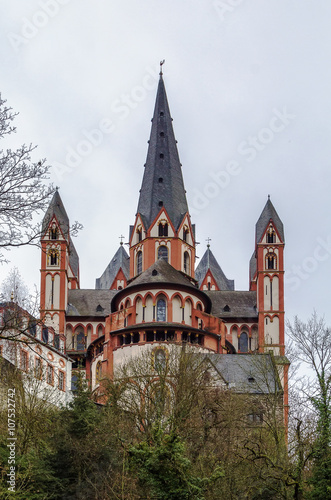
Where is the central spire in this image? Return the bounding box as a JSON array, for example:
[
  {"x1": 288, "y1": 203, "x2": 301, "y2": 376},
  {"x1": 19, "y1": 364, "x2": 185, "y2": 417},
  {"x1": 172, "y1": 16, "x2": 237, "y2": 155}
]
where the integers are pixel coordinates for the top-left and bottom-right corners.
[{"x1": 137, "y1": 74, "x2": 189, "y2": 231}]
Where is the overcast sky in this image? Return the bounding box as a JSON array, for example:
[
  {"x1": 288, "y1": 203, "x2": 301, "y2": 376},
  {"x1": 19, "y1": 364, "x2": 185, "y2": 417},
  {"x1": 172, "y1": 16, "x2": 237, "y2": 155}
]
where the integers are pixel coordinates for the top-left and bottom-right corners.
[{"x1": 1, "y1": 1, "x2": 331, "y2": 325}]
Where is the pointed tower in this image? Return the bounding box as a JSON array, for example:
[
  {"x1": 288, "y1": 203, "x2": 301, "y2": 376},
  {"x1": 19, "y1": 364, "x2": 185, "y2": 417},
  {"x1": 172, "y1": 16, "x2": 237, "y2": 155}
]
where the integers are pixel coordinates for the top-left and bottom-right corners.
[
  {"x1": 129, "y1": 71, "x2": 195, "y2": 280},
  {"x1": 40, "y1": 190, "x2": 79, "y2": 334},
  {"x1": 96, "y1": 244, "x2": 130, "y2": 290},
  {"x1": 195, "y1": 244, "x2": 234, "y2": 291},
  {"x1": 250, "y1": 197, "x2": 285, "y2": 355}
]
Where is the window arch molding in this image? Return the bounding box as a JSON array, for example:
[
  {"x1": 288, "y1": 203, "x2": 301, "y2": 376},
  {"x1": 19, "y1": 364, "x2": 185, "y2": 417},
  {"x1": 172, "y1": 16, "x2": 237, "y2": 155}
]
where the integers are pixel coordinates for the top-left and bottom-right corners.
[
  {"x1": 143, "y1": 292, "x2": 154, "y2": 307},
  {"x1": 125, "y1": 298, "x2": 131, "y2": 308},
  {"x1": 170, "y1": 292, "x2": 184, "y2": 307},
  {"x1": 265, "y1": 252, "x2": 277, "y2": 270},
  {"x1": 134, "y1": 294, "x2": 144, "y2": 306}
]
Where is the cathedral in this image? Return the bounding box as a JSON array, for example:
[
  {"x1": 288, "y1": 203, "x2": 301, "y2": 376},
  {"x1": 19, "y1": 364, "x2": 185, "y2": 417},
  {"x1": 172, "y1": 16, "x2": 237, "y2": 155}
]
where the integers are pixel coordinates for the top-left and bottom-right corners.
[{"x1": 40, "y1": 71, "x2": 288, "y2": 418}]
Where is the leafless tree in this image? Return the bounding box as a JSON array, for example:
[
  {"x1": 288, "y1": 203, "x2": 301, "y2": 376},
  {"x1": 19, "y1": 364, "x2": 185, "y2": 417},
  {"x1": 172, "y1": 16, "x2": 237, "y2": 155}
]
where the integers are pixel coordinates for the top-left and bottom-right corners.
[{"x1": 0, "y1": 94, "x2": 55, "y2": 263}]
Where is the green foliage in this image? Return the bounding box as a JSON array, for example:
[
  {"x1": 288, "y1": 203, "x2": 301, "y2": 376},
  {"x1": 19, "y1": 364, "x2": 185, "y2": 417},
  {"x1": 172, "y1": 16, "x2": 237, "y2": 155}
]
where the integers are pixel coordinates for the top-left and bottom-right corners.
[{"x1": 129, "y1": 425, "x2": 210, "y2": 500}]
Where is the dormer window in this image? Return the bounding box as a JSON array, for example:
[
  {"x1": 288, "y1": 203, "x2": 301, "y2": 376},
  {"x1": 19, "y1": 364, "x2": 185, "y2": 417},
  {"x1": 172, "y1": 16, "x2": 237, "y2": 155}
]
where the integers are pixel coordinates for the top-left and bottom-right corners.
[
  {"x1": 137, "y1": 226, "x2": 142, "y2": 242},
  {"x1": 50, "y1": 225, "x2": 58, "y2": 240},
  {"x1": 267, "y1": 228, "x2": 276, "y2": 243},
  {"x1": 158, "y1": 222, "x2": 168, "y2": 237},
  {"x1": 223, "y1": 305, "x2": 231, "y2": 312}
]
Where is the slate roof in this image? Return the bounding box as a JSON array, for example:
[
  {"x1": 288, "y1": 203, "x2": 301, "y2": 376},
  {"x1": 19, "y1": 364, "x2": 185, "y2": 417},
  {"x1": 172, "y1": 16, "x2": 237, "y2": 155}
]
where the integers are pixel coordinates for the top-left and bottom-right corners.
[
  {"x1": 195, "y1": 247, "x2": 234, "y2": 290},
  {"x1": 96, "y1": 245, "x2": 130, "y2": 289},
  {"x1": 69, "y1": 238, "x2": 79, "y2": 279},
  {"x1": 137, "y1": 75, "x2": 189, "y2": 231},
  {"x1": 249, "y1": 251, "x2": 257, "y2": 282},
  {"x1": 206, "y1": 353, "x2": 281, "y2": 394},
  {"x1": 66, "y1": 289, "x2": 117, "y2": 317},
  {"x1": 42, "y1": 190, "x2": 70, "y2": 239},
  {"x1": 256, "y1": 197, "x2": 284, "y2": 244},
  {"x1": 205, "y1": 290, "x2": 257, "y2": 319},
  {"x1": 126, "y1": 259, "x2": 198, "y2": 290}
]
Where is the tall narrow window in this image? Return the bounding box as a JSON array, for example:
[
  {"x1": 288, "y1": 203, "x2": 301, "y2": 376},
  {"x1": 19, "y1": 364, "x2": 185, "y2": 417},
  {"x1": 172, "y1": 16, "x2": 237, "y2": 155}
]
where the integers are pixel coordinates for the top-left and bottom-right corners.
[
  {"x1": 137, "y1": 227, "x2": 142, "y2": 242},
  {"x1": 154, "y1": 348, "x2": 166, "y2": 371},
  {"x1": 157, "y1": 298, "x2": 166, "y2": 322},
  {"x1": 96, "y1": 361, "x2": 102, "y2": 383},
  {"x1": 58, "y1": 371, "x2": 65, "y2": 391},
  {"x1": 158, "y1": 246, "x2": 168, "y2": 262},
  {"x1": 35, "y1": 358, "x2": 42, "y2": 379},
  {"x1": 76, "y1": 331, "x2": 85, "y2": 350},
  {"x1": 46, "y1": 364, "x2": 53, "y2": 385},
  {"x1": 42, "y1": 327, "x2": 49, "y2": 343},
  {"x1": 183, "y1": 227, "x2": 189, "y2": 242},
  {"x1": 21, "y1": 351, "x2": 28, "y2": 372},
  {"x1": 136, "y1": 251, "x2": 142, "y2": 274},
  {"x1": 239, "y1": 332, "x2": 248, "y2": 352},
  {"x1": 184, "y1": 252, "x2": 190, "y2": 274}
]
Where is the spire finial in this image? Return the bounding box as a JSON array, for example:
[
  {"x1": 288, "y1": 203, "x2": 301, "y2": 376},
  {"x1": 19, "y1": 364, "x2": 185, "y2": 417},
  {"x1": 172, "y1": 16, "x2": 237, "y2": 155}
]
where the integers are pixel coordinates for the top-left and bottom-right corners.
[
  {"x1": 119, "y1": 235, "x2": 124, "y2": 245},
  {"x1": 159, "y1": 59, "x2": 165, "y2": 76},
  {"x1": 206, "y1": 237, "x2": 211, "y2": 248},
  {"x1": 268, "y1": 194, "x2": 270, "y2": 200}
]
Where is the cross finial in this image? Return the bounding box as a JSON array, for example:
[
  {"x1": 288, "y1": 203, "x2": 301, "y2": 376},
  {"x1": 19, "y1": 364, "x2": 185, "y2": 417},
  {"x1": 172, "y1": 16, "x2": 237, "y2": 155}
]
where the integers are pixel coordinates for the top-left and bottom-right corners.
[
  {"x1": 206, "y1": 237, "x2": 211, "y2": 248},
  {"x1": 159, "y1": 59, "x2": 165, "y2": 76},
  {"x1": 119, "y1": 235, "x2": 125, "y2": 245},
  {"x1": 268, "y1": 194, "x2": 270, "y2": 200}
]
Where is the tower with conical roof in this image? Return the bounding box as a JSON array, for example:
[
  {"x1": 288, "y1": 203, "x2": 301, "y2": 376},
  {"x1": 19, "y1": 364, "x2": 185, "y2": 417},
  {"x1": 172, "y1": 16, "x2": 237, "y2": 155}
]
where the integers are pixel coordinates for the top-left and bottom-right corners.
[
  {"x1": 129, "y1": 71, "x2": 195, "y2": 280},
  {"x1": 40, "y1": 189, "x2": 80, "y2": 335}
]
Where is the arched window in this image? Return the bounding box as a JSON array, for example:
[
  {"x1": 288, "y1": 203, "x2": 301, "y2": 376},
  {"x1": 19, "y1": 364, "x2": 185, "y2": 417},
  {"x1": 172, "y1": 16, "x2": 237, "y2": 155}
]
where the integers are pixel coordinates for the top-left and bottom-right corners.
[
  {"x1": 50, "y1": 225, "x2": 58, "y2": 240},
  {"x1": 48, "y1": 249, "x2": 59, "y2": 266},
  {"x1": 76, "y1": 330, "x2": 85, "y2": 350},
  {"x1": 157, "y1": 297, "x2": 166, "y2": 321},
  {"x1": 183, "y1": 227, "x2": 189, "y2": 242},
  {"x1": 266, "y1": 253, "x2": 277, "y2": 270},
  {"x1": 267, "y1": 229, "x2": 275, "y2": 243},
  {"x1": 184, "y1": 252, "x2": 190, "y2": 274},
  {"x1": 96, "y1": 361, "x2": 102, "y2": 383},
  {"x1": 239, "y1": 332, "x2": 248, "y2": 353},
  {"x1": 154, "y1": 348, "x2": 166, "y2": 371},
  {"x1": 158, "y1": 222, "x2": 168, "y2": 237},
  {"x1": 136, "y1": 251, "x2": 142, "y2": 274},
  {"x1": 158, "y1": 246, "x2": 168, "y2": 262}
]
